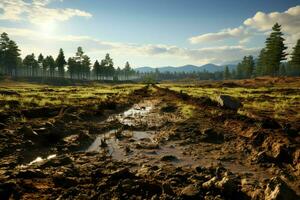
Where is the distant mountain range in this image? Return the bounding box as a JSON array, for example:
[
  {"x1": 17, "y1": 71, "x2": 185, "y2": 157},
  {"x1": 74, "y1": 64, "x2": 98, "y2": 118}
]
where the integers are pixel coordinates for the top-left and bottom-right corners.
[{"x1": 135, "y1": 63, "x2": 237, "y2": 73}]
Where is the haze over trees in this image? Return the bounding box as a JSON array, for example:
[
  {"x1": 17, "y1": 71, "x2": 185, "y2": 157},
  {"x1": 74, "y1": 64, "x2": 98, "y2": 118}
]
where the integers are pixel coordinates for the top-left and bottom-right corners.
[{"x1": 0, "y1": 23, "x2": 300, "y2": 81}]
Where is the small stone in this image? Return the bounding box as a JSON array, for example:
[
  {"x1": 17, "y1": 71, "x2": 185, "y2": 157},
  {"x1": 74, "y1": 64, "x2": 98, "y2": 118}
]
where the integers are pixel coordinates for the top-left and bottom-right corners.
[{"x1": 181, "y1": 185, "x2": 199, "y2": 197}]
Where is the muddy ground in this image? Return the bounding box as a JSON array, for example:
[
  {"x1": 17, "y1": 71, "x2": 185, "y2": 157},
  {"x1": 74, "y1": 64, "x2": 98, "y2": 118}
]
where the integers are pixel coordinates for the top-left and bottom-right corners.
[{"x1": 0, "y1": 85, "x2": 299, "y2": 200}]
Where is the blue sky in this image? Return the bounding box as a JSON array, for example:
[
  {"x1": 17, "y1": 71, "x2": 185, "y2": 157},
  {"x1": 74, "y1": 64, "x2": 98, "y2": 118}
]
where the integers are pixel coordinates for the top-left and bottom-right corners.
[{"x1": 0, "y1": 0, "x2": 299, "y2": 67}]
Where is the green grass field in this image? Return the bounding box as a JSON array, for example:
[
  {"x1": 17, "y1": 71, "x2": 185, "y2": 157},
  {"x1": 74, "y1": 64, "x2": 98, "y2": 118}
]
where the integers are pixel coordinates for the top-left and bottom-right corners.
[
  {"x1": 0, "y1": 81, "x2": 144, "y2": 112},
  {"x1": 159, "y1": 79, "x2": 300, "y2": 123}
]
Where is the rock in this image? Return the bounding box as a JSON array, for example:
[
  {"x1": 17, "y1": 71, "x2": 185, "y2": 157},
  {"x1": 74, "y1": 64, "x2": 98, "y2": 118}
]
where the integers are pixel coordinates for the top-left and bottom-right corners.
[
  {"x1": 181, "y1": 184, "x2": 200, "y2": 197},
  {"x1": 202, "y1": 177, "x2": 217, "y2": 190},
  {"x1": 216, "y1": 95, "x2": 242, "y2": 110},
  {"x1": 215, "y1": 175, "x2": 237, "y2": 197},
  {"x1": 264, "y1": 177, "x2": 299, "y2": 200},
  {"x1": 200, "y1": 128, "x2": 224, "y2": 144},
  {"x1": 160, "y1": 155, "x2": 179, "y2": 162},
  {"x1": 19, "y1": 126, "x2": 39, "y2": 139}
]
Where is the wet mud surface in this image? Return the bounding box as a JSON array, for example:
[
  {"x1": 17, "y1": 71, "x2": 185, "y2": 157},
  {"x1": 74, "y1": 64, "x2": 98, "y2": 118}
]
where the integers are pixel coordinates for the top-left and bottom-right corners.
[{"x1": 0, "y1": 85, "x2": 299, "y2": 199}]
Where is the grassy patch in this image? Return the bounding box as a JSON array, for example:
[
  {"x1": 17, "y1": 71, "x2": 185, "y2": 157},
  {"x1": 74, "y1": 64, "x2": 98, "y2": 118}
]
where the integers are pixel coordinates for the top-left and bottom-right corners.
[
  {"x1": 160, "y1": 82, "x2": 300, "y2": 123},
  {"x1": 0, "y1": 83, "x2": 145, "y2": 111}
]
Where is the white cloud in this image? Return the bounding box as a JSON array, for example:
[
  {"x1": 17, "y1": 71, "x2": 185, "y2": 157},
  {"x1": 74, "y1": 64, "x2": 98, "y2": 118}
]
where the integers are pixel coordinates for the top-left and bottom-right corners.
[
  {"x1": 189, "y1": 5, "x2": 300, "y2": 48},
  {"x1": 189, "y1": 26, "x2": 251, "y2": 44},
  {"x1": 0, "y1": 26, "x2": 259, "y2": 65},
  {"x1": 244, "y1": 6, "x2": 300, "y2": 34},
  {"x1": 0, "y1": 0, "x2": 92, "y2": 24},
  {"x1": 244, "y1": 5, "x2": 300, "y2": 50}
]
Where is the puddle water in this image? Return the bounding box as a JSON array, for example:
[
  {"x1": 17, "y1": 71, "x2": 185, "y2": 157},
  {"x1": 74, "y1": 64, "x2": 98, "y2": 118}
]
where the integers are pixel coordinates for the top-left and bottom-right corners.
[
  {"x1": 87, "y1": 130, "x2": 155, "y2": 160},
  {"x1": 109, "y1": 104, "x2": 154, "y2": 126}
]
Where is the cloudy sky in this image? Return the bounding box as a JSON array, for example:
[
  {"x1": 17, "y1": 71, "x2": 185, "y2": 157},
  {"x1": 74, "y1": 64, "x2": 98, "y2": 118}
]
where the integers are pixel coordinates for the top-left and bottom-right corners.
[{"x1": 0, "y1": 0, "x2": 299, "y2": 68}]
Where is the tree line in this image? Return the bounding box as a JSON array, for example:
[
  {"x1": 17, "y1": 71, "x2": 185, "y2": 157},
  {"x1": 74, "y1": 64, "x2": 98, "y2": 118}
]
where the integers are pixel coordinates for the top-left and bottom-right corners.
[
  {"x1": 0, "y1": 33, "x2": 137, "y2": 81},
  {"x1": 1, "y1": 23, "x2": 300, "y2": 81}
]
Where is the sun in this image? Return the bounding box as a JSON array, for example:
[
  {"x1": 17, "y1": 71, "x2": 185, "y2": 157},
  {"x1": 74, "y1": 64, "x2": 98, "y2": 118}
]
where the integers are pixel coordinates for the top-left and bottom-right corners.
[{"x1": 40, "y1": 20, "x2": 57, "y2": 37}]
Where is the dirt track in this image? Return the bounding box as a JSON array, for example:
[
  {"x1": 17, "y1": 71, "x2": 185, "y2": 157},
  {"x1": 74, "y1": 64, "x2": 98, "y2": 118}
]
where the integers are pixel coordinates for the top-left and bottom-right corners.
[{"x1": 0, "y1": 85, "x2": 299, "y2": 199}]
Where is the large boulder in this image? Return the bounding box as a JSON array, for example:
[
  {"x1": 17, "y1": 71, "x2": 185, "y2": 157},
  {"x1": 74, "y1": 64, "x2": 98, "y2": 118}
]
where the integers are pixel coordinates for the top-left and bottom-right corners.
[{"x1": 216, "y1": 95, "x2": 242, "y2": 110}]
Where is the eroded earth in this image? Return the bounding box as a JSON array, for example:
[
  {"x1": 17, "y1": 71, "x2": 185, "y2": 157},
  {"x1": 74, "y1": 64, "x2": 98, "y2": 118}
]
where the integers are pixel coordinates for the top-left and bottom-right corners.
[{"x1": 0, "y1": 85, "x2": 299, "y2": 199}]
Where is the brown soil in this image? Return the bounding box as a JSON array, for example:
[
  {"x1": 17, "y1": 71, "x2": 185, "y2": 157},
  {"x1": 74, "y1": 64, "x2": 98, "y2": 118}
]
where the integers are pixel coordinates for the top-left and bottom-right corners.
[{"x1": 0, "y1": 85, "x2": 299, "y2": 200}]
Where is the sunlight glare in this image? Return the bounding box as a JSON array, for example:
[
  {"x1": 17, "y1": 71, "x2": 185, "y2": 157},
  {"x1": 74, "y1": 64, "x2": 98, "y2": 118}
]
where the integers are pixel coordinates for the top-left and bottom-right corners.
[{"x1": 40, "y1": 20, "x2": 57, "y2": 37}]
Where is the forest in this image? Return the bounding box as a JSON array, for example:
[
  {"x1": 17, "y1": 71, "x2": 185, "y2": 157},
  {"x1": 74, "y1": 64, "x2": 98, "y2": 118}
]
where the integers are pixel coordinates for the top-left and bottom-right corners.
[{"x1": 1, "y1": 24, "x2": 300, "y2": 82}]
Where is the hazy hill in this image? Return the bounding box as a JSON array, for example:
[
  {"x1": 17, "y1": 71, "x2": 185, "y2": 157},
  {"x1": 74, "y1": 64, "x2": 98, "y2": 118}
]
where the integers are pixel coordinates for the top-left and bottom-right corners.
[{"x1": 135, "y1": 64, "x2": 236, "y2": 73}]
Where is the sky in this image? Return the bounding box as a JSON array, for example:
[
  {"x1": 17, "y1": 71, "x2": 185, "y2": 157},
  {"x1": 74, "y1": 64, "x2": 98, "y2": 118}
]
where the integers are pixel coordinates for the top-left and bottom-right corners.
[{"x1": 0, "y1": 0, "x2": 299, "y2": 68}]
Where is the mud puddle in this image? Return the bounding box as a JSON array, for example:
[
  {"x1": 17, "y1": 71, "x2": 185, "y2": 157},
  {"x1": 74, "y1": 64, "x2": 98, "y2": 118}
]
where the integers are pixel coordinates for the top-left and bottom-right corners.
[{"x1": 87, "y1": 130, "x2": 156, "y2": 159}]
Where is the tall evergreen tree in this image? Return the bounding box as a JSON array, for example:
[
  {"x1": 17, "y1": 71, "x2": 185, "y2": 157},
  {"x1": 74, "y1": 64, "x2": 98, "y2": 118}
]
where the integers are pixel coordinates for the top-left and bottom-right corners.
[
  {"x1": 67, "y1": 57, "x2": 77, "y2": 79},
  {"x1": 256, "y1": 48, "x2": 267, "y2": 76},
  {"x1": 236, "y1": 56, "x2": 255, "y2": 79},
  {"x1": 38, "y1": 54, "x2": 44, "y2": 76},
  {"x1": 223, "y1": 66, "x2": 230, "y2": 80},
  {"x1": 264, "y1": 23, "x2": 287, "y2": 76},
  {"x1": 93, "y1": 60, "x2": 101, "y2": 80},
  {"x1": 290, "y1": 39, "x2": 300, "y2": 76},
  {"x1": 0, "y1": 32, "x2": 21, "y2": 76},
  {"x1": 56, "y1": 48, "x2": 66, "y2": 78},
  {"x1": 23, "y1": 54, "x2": 37, "y2": 77},
  {"x1": 82, "y1": 55, "x2": 91, "y2": 79},
  {"x1": 124, "y1": 61, "x2": 131, "y2": 80},
  {"x1": 45, "y1": 56, "x2": 56, "y2": 78}
]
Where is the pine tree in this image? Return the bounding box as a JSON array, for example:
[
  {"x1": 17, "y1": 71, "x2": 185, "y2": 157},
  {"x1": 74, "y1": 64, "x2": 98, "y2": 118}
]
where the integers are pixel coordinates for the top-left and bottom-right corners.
[
  {"x1": 67, "y1": 57, "x2": 77, "y2": 79},
  {"x1": 101, "y1": 53, "x2": 114, "y2": 80},
  {"x1": 245, "y1": 56, "x2": 255, "y2": 78},
  {"x1": 124, "y1": 61, "x2": 131, "y2": 80},
  {"x1": 264, "y1": 23, "x2": 287, "y2": 76},
  {"x1": 38, "y1": 54, "x2": 44, "y2": 77},
  {"x1": 82, "y1": 55, "x2": 91, "y2": 79},
  {"x1": 0, "y1": 32, "x2": 21, "y2": 76},
  {"x1": 256, "y1": 48, "x2": 267, "y2": 76},
  {"x1": 290, "y1": 39, "x2": 300, "y2": 76},
  {"x1": 93, "y1": 60, "x2": 101, "y2": 80},
  {"x1": 56, "y1": 48, "x2": 66, "y2": 78},
  {"x1": 5, "y1": 40, "x2": 21, "y2": 76},
  {"x1": 46, "y1": 56, "x2": 56, "y2": 78},
  {"x1": 223, "y1": 66, "x2": 230, "y2": 80},
  {"x1": 23, "y1": 54, "x2": 37, "y2": 77}
]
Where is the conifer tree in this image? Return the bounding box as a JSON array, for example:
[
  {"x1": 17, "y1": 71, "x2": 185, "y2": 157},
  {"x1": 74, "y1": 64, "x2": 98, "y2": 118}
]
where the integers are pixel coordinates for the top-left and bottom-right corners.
[
  {"x1": 0, "y1": 32, "x2": 21, "y2": 76},
  {"x1": 223, "y1": 66, "x2": 230, "y2": 80},
  {"x1": 264, "y1": 23, "x2": 287, "y2": 76},
  {"x1": 93, "y1": 60, "x2": 101, "y2": 80},
  {"x1": 290, "y1": 39, "x2": 300, "y2": 76},
  {"x1": 56, "y1": 48, "x2": 66, "y2": 78}
]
